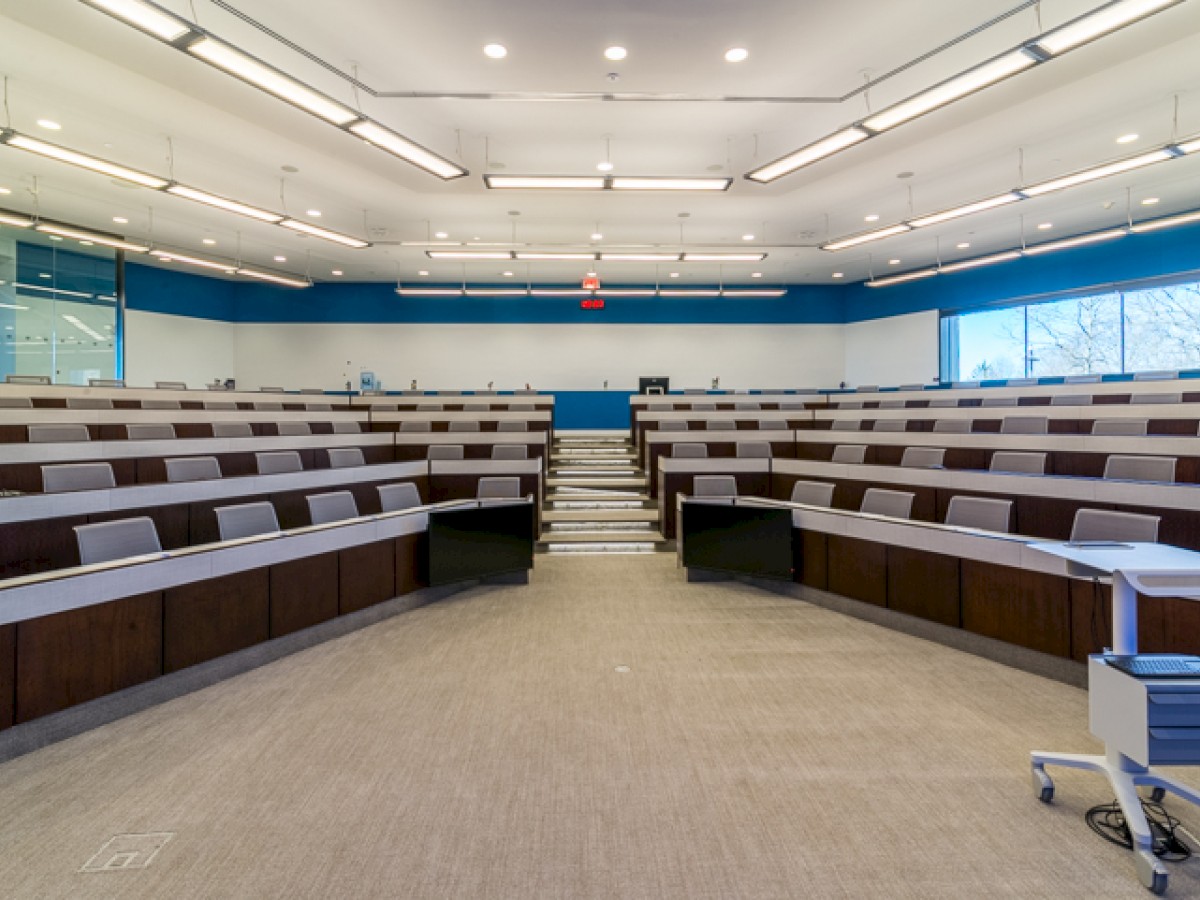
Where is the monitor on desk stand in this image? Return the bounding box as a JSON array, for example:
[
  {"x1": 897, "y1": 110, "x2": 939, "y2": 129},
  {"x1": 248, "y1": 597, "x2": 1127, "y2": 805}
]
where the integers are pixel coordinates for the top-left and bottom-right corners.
[
  {"x1": 681, "y1": 501, "x2": 793, "y2": 581},
  {"x1": 639, "y1": 376, "x2": 670, "y2": 395}
]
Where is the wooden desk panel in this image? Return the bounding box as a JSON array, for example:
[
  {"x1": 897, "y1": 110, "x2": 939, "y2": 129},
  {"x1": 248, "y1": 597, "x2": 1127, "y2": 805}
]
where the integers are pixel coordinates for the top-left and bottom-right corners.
[
  {"x1": 0, "y1": 515, "x2": 89, "y2": 579},
  {"x1": 0, "y1": 624, "x2": 12, "y2": 730},
  {"x1": 793, "y1": 530, "x2": 827, "y2": 590},
  {"x1": 961, "y1": 561, "x2": 1070, "y2": 657},
  {"x1": 15, "y1": 592, "x2": 162, "y2": 722},
  {"x1": 270, "y1": 553, "x2": 339, "y2": 637},
  {"x1": 339, "y1": 540, "x2": 396, "y2": 614},
  {"x1": 164, "y1": 570, "x2": 270, "y2": 673},
  {"x1": 396, "y1": 532, "x2": 428, "y2": 596},
  {"x1": 1014, "y1": 496, "x2": 1103, "y2": 541},
  {"x1": 887, "y1": 547, "x2": 961, "y2": 627},
  {"x1": 827, "y1": 535, "x2": 888, "y2": 606}
]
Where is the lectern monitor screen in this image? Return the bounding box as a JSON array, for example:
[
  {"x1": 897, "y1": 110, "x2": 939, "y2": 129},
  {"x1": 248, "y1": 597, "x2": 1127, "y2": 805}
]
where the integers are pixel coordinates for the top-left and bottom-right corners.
[
  {"x1": 681, "y1": 502, "x2": 793, "y2": 580},
  {"x1": 428, "y1": 502, "x2": 535, "y2": 586},
  {"x1": 639, "y1": 376, "x2": 670, "y2": 395}
]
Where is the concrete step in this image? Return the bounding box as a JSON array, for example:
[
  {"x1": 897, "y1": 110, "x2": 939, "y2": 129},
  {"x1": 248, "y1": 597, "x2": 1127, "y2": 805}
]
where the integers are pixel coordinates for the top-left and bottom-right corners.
[
  {"x1": 542, "y1": 507, "x2": 659, "y2": 523},
  {"x1": 547, "y1": 476, "x2": 647, "y2": 489}
]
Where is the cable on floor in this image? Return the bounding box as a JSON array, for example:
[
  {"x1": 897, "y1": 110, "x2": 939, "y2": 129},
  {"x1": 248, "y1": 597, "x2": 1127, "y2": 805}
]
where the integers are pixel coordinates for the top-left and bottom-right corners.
[{"x1": 1086, "y1": 798, "x2": 1192, "y2": 861}]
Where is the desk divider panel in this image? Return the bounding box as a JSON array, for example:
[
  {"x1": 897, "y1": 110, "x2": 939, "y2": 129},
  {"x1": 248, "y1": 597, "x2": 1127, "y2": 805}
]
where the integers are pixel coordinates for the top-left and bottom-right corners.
[
  {"x1": 163, "y1": 570, "x2": 271, "y2": 674},
  {"x1": 886, "y1": 547, "x2": 961, "y2": 627},
  {"x1": 339, "y1": 541, "x2": 396, "y2": 614},
  {"x1": 395, "y1": 532, "x2": 428, "y2": 596},
  {"x1": 270, "y1": 553, "x2": 340, "y2": 637},
  {"x1": 826, "y1": 536, "x2": 888, "y2": 607},
  {"x1": 960, "y1": 561, "x2": 1070, "y2": 657},
  {"x1": 792, "y1": 531, "x2": 828, "y2": 590}
]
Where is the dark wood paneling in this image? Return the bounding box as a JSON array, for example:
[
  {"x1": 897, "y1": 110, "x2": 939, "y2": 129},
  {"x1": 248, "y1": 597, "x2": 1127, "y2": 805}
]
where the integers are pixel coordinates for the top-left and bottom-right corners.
[
  {"x1": 396, "y1": 532, "x2": 428, "y2": 595},
  {"x1": 0, "y1": 515, "x2": 88, "y2": 578},
  {"x1": 340, "y1": 540, "x2": 396, "y2": 614},
  {"x1": 1014, "y1": 496, "x2": 1098, "y2": 541},
  {"x1": 827, "y1": 535, "x2": 888, "y2": 606},
  {"x1": 270, "y1": 553, "x2": 339, "y2": 637},
  {"x1": 163, "y1": 570, "x2": 270, "y2": 673},
  {"x1": 887, "y1": 547, "x2": 960, "y2": 627},
  {"x1": 792, "y1": 529, "x2": 827, "y2": 590},
  {"x1": 0, "y1": 624, "x2": 13, "y2": 730},
  {"x1": 15, "y1": 592, "x2": 162, "y2": 722},
  {"x1": 961, "y1": 560, "x2": 1070, "y2": 657},
  {"x1": 271, "y1": 489, "x2": 314, "y2": 529}
]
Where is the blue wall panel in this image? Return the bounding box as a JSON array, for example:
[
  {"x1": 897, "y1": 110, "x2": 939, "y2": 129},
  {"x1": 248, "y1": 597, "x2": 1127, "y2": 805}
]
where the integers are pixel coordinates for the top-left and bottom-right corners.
[{"x1": 552, "y1": 391, "x2": 638, "y2": 430}]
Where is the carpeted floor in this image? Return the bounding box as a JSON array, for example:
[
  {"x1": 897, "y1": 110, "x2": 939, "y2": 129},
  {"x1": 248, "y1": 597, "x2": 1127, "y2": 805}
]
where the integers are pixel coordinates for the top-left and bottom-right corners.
[{"x1": 2, "y1": 554, "x2": 1199, "y2": 899}]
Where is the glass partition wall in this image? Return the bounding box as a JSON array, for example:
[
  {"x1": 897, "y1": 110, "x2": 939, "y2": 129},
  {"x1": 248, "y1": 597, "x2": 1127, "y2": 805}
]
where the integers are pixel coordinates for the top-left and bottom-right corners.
[{"x1": 0, "y1": 223, "x2": 119, "y2": 384}]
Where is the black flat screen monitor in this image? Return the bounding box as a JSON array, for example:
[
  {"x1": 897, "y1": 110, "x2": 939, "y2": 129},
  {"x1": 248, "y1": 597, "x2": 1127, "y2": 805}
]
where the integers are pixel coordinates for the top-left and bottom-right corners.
[
  {"x1": 639, "y1": 376, "x2": 670, "y2": 395},
  {"x1": 428, "y1": 502, "x2": 535, "y2": 586},
  {"x1": 680, "y1": 501, "x2": 793, "y2": 581}
]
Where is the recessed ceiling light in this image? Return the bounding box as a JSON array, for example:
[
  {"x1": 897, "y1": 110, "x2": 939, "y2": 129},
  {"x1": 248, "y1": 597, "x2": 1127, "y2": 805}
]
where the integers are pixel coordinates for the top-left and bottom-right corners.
[
  {"x1": 36, "y1": 119, "x2": 61, "y2": 130},
  {"x1": 669, "y1": 272, "x2": 680, "y2": 278},
  {"x1": 418, "y1": 270, "x2": 429, "y2": 276},
  {"x1": 591, "y1": 232, "x2": 603, "y2": 240},
  {"x1": 202, "y1": 238, "x2": 216, "y2": 245},
  {"x1": 751, "y1": 272, "x2": 762, "y2": 278},
  {"x1": 724, "y1": 48, "x2": 749, "y2": 63},
  {"x1": 1142, "y1": 196, "x2": 1160, "y2": 205},
  {"x1": 79, "y1": 240, "x2": 94, "y2": 246},
  {"x1": 435, "y1": 231, "x2": 448, "y2": 239},
  {"x1": 484, "y1": 43, "x2": 507, "y2": 59},
  {"x1": 47, "y1": 236, "x2": 63, "y2": 242},
  {"x1": 596, "y1": 161, "x2": 614, "y2": 172},
  {"x1": 502, "y1": 271, "x2": 514, "y2": 277},
  {"x1": 604, "y1": 46, "x2": 627, "y2": 61},
  {"x1": 586, "y1": 271, "x2": 597, "y2": 277},
  {"x1": 39, "y1": 272, "x2": 51, "y2": 278},
  {"x1": 0, "y1": 187, "x2": 9, "y2": 195},
  {"x1": 956, "y1": 242, "x2": 971, "y2": 249},
  {"x1": 274, "y1": 255, "x2": 287, "y2": 262},
  {"x1": 888, "y1": 258, "x2": 901, "y2": 265},
  {"x1": 742, "y1": 233, "x2": 755, "y2": 241},
  {"x1": 112, "y1": 216, "x2": 128, "y2": 224},
  {"x1": 331, "y1": 269, "x2": 343, "y2": 276},
  {"x1": 864, "y1": 214, "x2": 880, "y2": 222},
  {"x1": 1037, "y1": 222, "x2": 1053, "y2": 230},
  {"x1": 306, "y1": 209, "x2": 321, "y2": 217},
  {"x1": 1117, "y1": 133, "x2": 1139, "y2": 144}
]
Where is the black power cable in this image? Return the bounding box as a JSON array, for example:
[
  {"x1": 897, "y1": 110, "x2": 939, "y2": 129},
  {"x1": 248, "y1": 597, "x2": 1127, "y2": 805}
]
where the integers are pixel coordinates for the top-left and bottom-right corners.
[{"x1": 1086, "y1": 798, "x2": 1192, "y2": 862}]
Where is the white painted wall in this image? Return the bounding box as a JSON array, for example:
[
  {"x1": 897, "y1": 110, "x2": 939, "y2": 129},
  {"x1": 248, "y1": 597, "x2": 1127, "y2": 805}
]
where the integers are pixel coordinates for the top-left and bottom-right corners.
[
  {"x1": 842, "y1": 310, "x2": 940, "y2": 388},
  {"x1": 124, "y1": 310, "x2": 236, "y2": 389},
  {"x1": 229, "y1": 322, "x2": 848, "y2": 392}
]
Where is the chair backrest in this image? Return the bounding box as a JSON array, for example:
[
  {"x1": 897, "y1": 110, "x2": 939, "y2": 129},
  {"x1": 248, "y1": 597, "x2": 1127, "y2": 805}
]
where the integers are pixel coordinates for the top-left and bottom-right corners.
[
  {"x1": 259, "y1": 386, "x2": 285, "y2": 393},
  {"x1": 1103, "y1": 455, "x2": 1176, "y2": 483},
  {"x1": 693, "y1": 402, "x2": 717, "y2": 411},
  {"x1": 734, "y1": 402, "x2": 760, "y2": 410},
  {"x1": 28, "y1": 424, "x2": 90, "y2": 443},
  {"x1": 1137, "y1": 392, "x2": 1181, "y2": 405},
  {"x1": 856, "y1": 385, "x2": 879, "y2": 393},
  {"x1": 478, "y1": 476, "x2": 521, "y2": 499},
  {"x1": 372, "y1": 404, "x2": 399, "y2": 412},
  {"x1": 255, "y1": 402, "x2": 284, "y2": 411},
  {"x1": 683, "y1": 388, "x2": 706, "y2": 394},
  {"x1": 378, "y1": 482, "x2": 422, "y2": 513},
  {"x1": 831, "y1": 444, "x2": 867, "y2": 464},
  {"x1": 126, "y1": 423, "x2": 176, "y2": 441},
  {"x1": 758, "y1": 419, "x2": 788, "y2": 430},
  {"x1": 510, "y1": 403, "x2": 537, "y2": 411},
  {"x1": 1092, "y1": 418, "x2": 1148, "y2": 436},
  {"x1": 155, "y1": 381, "x2": 187, "y2": 390},
  {"x1": 215, "y1": 501, "x2": 280, "y2": 541},
  {"x1": 497, "y1": 421, "x2": 527, "y2": 432},
  {"x1": 1000, "y1": 416, "x2": 1048, "y2": 434},
  {"x1": 428, "y1": 444, "x2": 465, "y2": 460},
  {"x1": 514, "y1": 389, "x2": 538, "y2": 395},
  {"x1": 1133, "y1": 370, "x2": 1178, "y2": 382},
  {"x1": 779, "y1": 400, "x2": 808, "y2": 410},
  {"x1": 1071, "y1": 508, "x2": 1160, "y2": 543},
  {"x1": 927, "y1": 397, "x2": 959, "y2": 408},
  {"x1": 1005, "y1": 378, "x2": 1037, "y2": 387},
  {"x1": 736, "y1": 441, "x2": 772, "y2": 459},
  {"x1": 672, "y1": 443, "x2": 708, "y2": 458},
  {"x1": 492, "y1": 444, "x2": 528, "y2": 460},
  {"x1": 327, "y1": 448, "x2": 366, "y2": 469},
  {"x1": 860, "y1": 488, "x2": 914, "y2": 519},
  {"x1": 437, "y1": 390, "x2": 462, "y2": 396},
  {"x1": 659, "y1": 421, "x2": 689, "y2": 431},
  {"x1": 981, "y1": 396, "x2": 1018, "y2": 407},
  {"x1": 204, "y1": 400, "x2": 238, "y2": 410},
  {"x1": 299, "y1": 388, "x2": 324, "y2": 395},
  {"x1": 88, "y1": 378, "x2": 124, "y2": 388},
  {"x1": 331, "y1": 421, "x2": 362, "y2": 434},
  {"x1": 165, "y1": 456, "x2": 222, "y2": 483},
  {"x1": 0, "y1": 396, "x2": 33, "y2": 408},
  {"x1": 256, "y1": 451, "x2": 303, "y2": 475},
  {"x1": 416, "y1": 403, "x2": 442, "y2": 410},
  {"x1": 944, "y1": 496, "x2": 1013, "y2": 533},
  {"x1": 141, "y1": 398, "x2": 181, "y2": 410},
  {"x1": 399, "y1": 421, "x2": 432, "y2": 432},
  {"x1": 692, "y1": 475, "x2": 738, "y2": 497},
  {"x1": 648, "y1": 403, "x2": 673, "y2": 411},
  {"x1": 6, "y1": 374, "x2": 50, "y2": 384},
  {"x1": 66, "y1": 397, "x2": 113, "y2": 410},
  {"x1": 449, "y1": 421, "x2": 480, "y2": 432},
  {"x1": 989, "y1": 451, "x2": 1047, "y2": 474},
  {"x1": 1063, "y1": 374, "x2": 1102, "y2": 384},
  {"x1": 900, "y1": 447, "x2": 945, "y2": 469},
  {"x1": 306, "y1": 403, "x2": 332, "y2": 412},
  {"x1": 276, "y1": 421, "x2": 311, "y2": 436},
  {"x1": 213, "y1": 421, "x2": 253, "y2": 438},
  {"x1": 838, "y1": 401, "x2": 863, "y2": 410},
  {"x1": 878, "y1": 399, "x2": 906, "y2": 409},
  {"x1": 873, "y1": 419, "x2": 906, "y2": 432},
  {"x1": 42, "y1": 462, "x2": 116, "y2": 493},
  {"x1": 829, "y1": 419, "x2": 860, "y2": 431},
  {"x1": 789, "y1": 480, "x2": 835, "y2": 507},
  {"x1": 707, "y1": 420, "x2": 737, "y2": 431},
  {"x1": 74, "y1": 516, "x2": 162, "y2": 565},
  {"x1": 1050, "y1": 393, "x2": 1090, "y2": 406},
  {"x1": 307, "y1": 490, "x2": 359, "y2": 525},
  {"x1": 464, "y1": 403, "x2": 489, "y2": 411},
  {"x1": 932, "y1": 418, "x2": 971, "y2": 433}
]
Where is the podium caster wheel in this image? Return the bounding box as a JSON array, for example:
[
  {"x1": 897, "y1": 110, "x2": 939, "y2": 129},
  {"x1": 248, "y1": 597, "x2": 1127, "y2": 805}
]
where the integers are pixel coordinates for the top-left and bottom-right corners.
[
  {"x1": 1148, "y1": 787, "x2": 1166, "y2": 803},
  {"x1": 1032, "y1": 766, "x2": 1054, "y2": 803},
  {"x1": 1135, "y1": 851, "x2": 1168, "y2": 895}
]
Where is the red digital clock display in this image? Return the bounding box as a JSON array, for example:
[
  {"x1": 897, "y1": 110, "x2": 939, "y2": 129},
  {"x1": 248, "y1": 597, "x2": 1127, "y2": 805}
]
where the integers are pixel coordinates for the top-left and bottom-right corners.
[{"x1": 581, "y1": 298, "x2": 605, "y2": 310}]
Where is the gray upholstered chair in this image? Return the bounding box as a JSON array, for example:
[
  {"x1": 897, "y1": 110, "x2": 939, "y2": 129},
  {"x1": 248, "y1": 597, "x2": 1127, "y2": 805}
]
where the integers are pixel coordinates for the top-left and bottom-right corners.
[
  {"x1": 165, "y1": 456, "x2": 222, "y2": 483},
  {"x1": 492, "y1": 444, "x2": 528, "y2": 460},
  {"x1": 305, "y1": 403, "x2": 332, "y2": 412},
  {"x1": 155, "y1": 381, "x2": 187, "y2": 390},
  {"x1": 1064, "y1": 374, "x2": 1102, "y2": 384},
  {"x1": 859, "y1": 488, "x2": 914, "y2": 519},
  {"x1": 428, "y1": 444, "x2": 465, "y2": 460},
  {"x1": 66, "y1": 397, "x2": 113, "y2": 409},
  {"x1": 932, "y1": 419, "x2": 971, "y2": 433},
  {"x1": 693, "y1": 402, "x2": 717, "y2": 411},
  {"x1": 204, "y1": 400, "x2": 238, "y2": 410},
  {"x1": 1050, "y1": 394, "x2": 1090, "y2": 406},
  {"x1": 254, "y1": 401, "x2": 284, "y2": 411},
  {"x1": 497, "y1": 421, "x2": 527, "y2": 432},
  {"x1": 989, "y1": 451, "x2": 1047, "y2": 474},
  {"x1": 659, "y1": 421, "x2": 689, "y2": 431},
  {"x1": 873, "y1": 419, "x2": 906, "y2": 432},
  {"x1": 28, "y1": 424, "x2": 90, "y2": 443},
  {"x1": 831, "y1": 444, "x2": 867, "y2": 464},
  {"x1": 692, "y1": 475, "x2": 738, "y2": 497},
  {"x1": 1000, "y1": 416, "x2": 1048, "y2": 434},
  {"x1": 478, "y1": 476, "x2": 522, "y2": 499},
  {"x1": 648, "y1": 403, "x2": 673, "y2": 411},
  {"x1": 981, "y1": 396, "x2": 1018, "y2": 407},
  {"x1": 1103, "y1": 455, "x2": 1176, "y2": 483},
  {"x1": 378, "y1": 482, "x2": 422, "y2": 512},
  {"x1": 74, "y1": 517, "x2": 161, "y2": 565},
  {"x1": 400, "y1": 421, "x2": 432, "y2": 432},
  {"x1": 327, "y1": 448, "x2": 366, "y2": 469},
  {"x1": 1137, "y1": 392, "x2": 1181, "y2": 404},
  {"x1": 672, "y1": 443, "x2": 708, "y2": 458},
  {"x1": 707, "y1": 420, "x2": 737, "y2": 431},
  {"x1": 213, "y1": 422, "x2": 253, "y2": 438},
  {"x1": 758, "y1": 419, "x2": 788, "y2": 430},
  {"x1": 215, "y1": 502, "x2": 280, "y2": 541},
  {"x1": 1092, "y1": 419, "x2": 1148, "y2": 436},
  {"x1": 331, "y1": 421, "x2": 362, "y2": 434},
  {"x1": 734, "y1": 402, "x2": 760, "y2": 410},
  {"x1": 1071, "y1": 508, "x2": 1160, "y2": 543},
  {"x1": 449, "y1": 421, "x2": 481, "y2": 432},
  {"x1": 736, "y1": 441, "x2": 772, "y2": 458},
  {"x1": 928, "y1": 397, "x2": 959, "y2": 408},
  {"x1": 276, "y1": 421, "x2": 311, "y2": 436},
  {"x1": 464, "y1": 403, "x2": 489, "y2": 411},
  {"x1": 0, "y1": 397, "x2": 33, "y2": 408},
  {"x1": 259, "y1": 386, "x2": 286, "y2": 393},
  {"x1": 829, "y1": 419, "x2": 860, "y2": 431},
  {"x1": 5, "y1": 374, "x2": 50, "y2": 384},
  {"x1": 307, "y1": 490, "x2": 359, "y2": 525},
  {"x1": 126, "y1": 423, "x2": 176, "y2": 440},
  {"x1": 42, "y1": 462, "x2": 116, "y2": 493},
  {"x1": 945, "y1": 496, "x2": 1013, "y2": 533},
  {"x1": 1133, "y1": 370, "x2": 1178, "y2": 382},
  {"x1": 256, "y1": 451, "x2": 303, "y2": 475},
  {"x1": 878, "y1": 399, "x2": 907, "y2": 409},
  {"x1": 790, "y1": 480, "x2": 835, "y2": 507},
  {"x1": 141, "y1": 398, "x2": 181, "y2": 410},
  {"x1": 510, "y1": 404, "x2": 537, "y2": 411},
  {"x1": 900, "y1": 447, "x2": 945, "y2": 469}
]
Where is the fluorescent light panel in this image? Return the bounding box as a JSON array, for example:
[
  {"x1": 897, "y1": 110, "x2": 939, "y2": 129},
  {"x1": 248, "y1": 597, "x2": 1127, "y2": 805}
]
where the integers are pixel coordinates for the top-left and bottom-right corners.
[
  {"x1": 2, "y1": 132, "x2": 168, "y2": 189},
  {"x1": 0, "y1": 210, "x2": 33, "y2": 228},
  {"x1": 235, "y1": 267, "x2": 310, "y2": 288},
  {"x1": 17, "y1": 283, "x2": 94, "y2": 298},
  {"x1": 165, "y1": 184, "x2": 283, "y2": 223},
  {"x1": 529, "y1": 289, "x2": 592, "y2": 295},
  {"x1": 746, "y1": 128, "x2": 869, "y2": 183},
  {"x1": 721, "y1": 289, "x2": 787, "y2": 297},
  {"x1": 396, "y1": 288, "x2": 464, "y2": 296},
  {"x1": 1021, "y1": 149, "x2": 1172, "y2": 196},
  {"x1": 187, "y1": 38, "x2": 358, "y2": 126},
  {"x1": 484, "y1": 176, "x2": 606, "y2": 190},
  {"x1": 427, "y1": 251, "x2": 513, "y2": 260},
  {"x1": 1130, "y1": 210, "x2": 1200, "y2": 233},
  {"x1": 348, "y1": 121, "x2": 467, "y2": 180},
  {"x1": 599, "y1": 253, "x2": 681, "y2": 262},
  {"x1": 463, "y1": 289, "x2": 529, "y2": 296},
  {"x1": 1173, "y1": 135, "x2": 1200, "y2": 154},
  {"x1": 939, "y1": 251, "x2": 1022, "y2": 273},
  {"x1": 681, "y1": 253, "x2": 767, "y2": 262},
  {"x1": 1033, "y1": 0, "x2": 1183, "y2": 56},
  {"x1": 909, "y1": 193, "x2": 1022, "y2": 228},
  {"x1": 1021, "y1": 229, "x2": 1126, "y2": 255},
  {"x1": 514, "y1": 252, "x2": 597, "y2": 261},
  {"x1": 80, "y1": 0, "x2": 192, "y2": 42},
  {"x1": 279, "y1": 218, "x2": 369, "y2": 248},
  {"x1": 822, "y1": 224, "x2": 911, "y2": 251},
  {"x1": 863, "y1": 51, "x2": 1035, "y2": 133},
  {"x1": 659, "y1": 290, "x2": 721, "y2": 296},
  {"x1": 150, "y1": 249, "x2": 236, "y2": 273},
  {"x1": 601, "y1": 290, "x2": 657, "y2": 296},
  {"x1": 610, "y1": 177, "x2": 731, "y2": 191},
  {"x1": 867, "y1": 268, "x2": 938, "y2": 287},
  {"x1": 35, "y1": 222, "x2": 149, "y2": 252}
]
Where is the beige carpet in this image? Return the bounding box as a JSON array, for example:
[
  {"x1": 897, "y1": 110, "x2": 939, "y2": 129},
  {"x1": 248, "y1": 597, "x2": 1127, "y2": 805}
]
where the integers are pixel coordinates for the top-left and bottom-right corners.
[{"x1": 2, "y1": 554, "x2": 1199, "y2": 899}]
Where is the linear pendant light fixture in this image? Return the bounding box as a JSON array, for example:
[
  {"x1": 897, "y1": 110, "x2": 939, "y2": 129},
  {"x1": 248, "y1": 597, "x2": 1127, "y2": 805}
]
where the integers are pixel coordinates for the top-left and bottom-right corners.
[
  {"x1": 79, "y1": 0, "x2": 467, "y2": 180},
  {"x1": 426, "y1": 249, "x2": 767, "y2": 262},
  {"x1": 0, "y1": 209, "x2": 35, "y2": 228},
  {"x1": 1, "y1": 132, "x2": 168, "y2": 189},
  {"x1": 35, "y1": 221, "x2": 150, "y2": 253},
  {"x1": 483, "y1": 175, "x2": 732, "y2": 192},
  {"x1": 397, "y1": 286, "x2": 786, "y2": 298},
  {"x1": 746, "y1": 0, "x2": 1185, "y2": 183}
]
